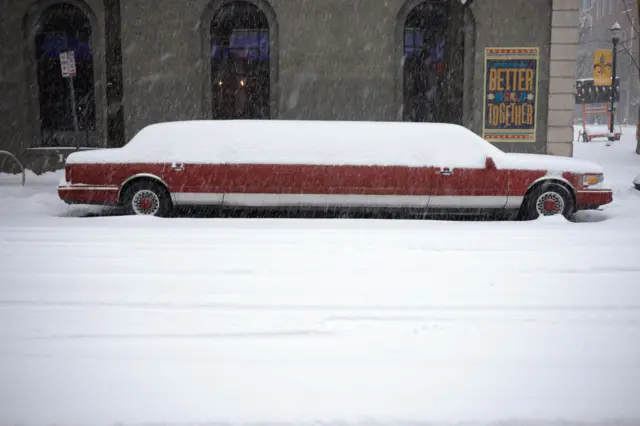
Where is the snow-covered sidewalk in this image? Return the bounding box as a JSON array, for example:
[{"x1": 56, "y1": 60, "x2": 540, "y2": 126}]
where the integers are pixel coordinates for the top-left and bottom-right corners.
[{"x1": 0, "y1": 128, "x2": 639, "y2": 426}]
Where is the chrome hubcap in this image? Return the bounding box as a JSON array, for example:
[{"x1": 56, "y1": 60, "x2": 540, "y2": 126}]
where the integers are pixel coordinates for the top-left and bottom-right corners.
[
  {"x1": 132, "y1": 190, "x2": 160, "y2": 215},
  {"x1": 536, "y1": 192, "x2": 564, "y2": 216}
]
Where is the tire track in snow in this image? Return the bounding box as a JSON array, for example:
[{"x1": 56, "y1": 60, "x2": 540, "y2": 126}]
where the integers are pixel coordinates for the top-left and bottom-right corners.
[{"x1": 2, "y1": 300, "x2": 640, "y2": 312}]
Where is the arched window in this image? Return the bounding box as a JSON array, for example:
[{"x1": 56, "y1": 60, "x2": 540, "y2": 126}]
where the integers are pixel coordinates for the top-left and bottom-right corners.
[
  {"x1": 210, "y1": 1, "x2": 270, "y2": 119},
  {"x1": 35, "y1": 2, "x2": 96, "y2": 146},
  {"x1": 403, "y1": 0, "x2": 464, "y2": 124}
]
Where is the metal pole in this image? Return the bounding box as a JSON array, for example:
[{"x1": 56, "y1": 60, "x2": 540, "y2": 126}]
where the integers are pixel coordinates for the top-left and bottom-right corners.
[
  {"x1": 67, "y1": 76, "x2": 80, "y2": 150},
  {"x1": 0, "y1": 150, "x2": 26, "y2": 187},
  {"x1": 608, "y1": 38, "x2": 618, "y2": 146}
]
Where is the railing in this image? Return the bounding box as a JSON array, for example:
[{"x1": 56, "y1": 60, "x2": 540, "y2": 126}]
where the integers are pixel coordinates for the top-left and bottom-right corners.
[{"x1": 0, "y1": 150, "x2": 26, "y2": 187}]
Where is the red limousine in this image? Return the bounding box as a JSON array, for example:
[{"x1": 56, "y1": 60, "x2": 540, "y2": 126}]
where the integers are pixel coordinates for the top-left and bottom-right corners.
[{"x1": 58, "y1": 120, "x2": 613, "y2": 219}]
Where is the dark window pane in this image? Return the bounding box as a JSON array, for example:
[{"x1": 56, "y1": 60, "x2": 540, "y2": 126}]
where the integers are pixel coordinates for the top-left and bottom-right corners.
[
  {"x1": 402, "y1": 1, "x2": 464, "y2": 124},
  {"x1": 405, "y1": 30, "x2": 414, "y2": 47},
  {"x1": 35, "y1": 3, "x2": 96, "y2": 142},
  {"x1": 210, "y1": 1, "x2": 270, "y2": 119}
]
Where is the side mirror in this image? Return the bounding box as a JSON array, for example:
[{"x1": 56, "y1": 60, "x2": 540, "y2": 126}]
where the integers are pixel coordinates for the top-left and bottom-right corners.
[{"x1": 485, "y1": 156, "x2": 496, "y2": 170}]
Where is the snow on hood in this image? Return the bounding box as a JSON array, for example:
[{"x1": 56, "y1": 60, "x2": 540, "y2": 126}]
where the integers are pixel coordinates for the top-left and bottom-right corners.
[
  {"x1": 66, "y1": 148, "x2": 125, "y2": 164},
  {"x1": 497, "y1": 153, "x2": 603, "y2": 174}
]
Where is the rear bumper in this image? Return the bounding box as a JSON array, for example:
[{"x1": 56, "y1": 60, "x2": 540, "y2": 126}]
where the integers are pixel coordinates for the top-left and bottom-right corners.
[
  {"x1": 575, "y1": 189, "x2": 613, "y2": 210},
  {"x1": 58, "y1": 185, "x2": 120, "y2": 205}
]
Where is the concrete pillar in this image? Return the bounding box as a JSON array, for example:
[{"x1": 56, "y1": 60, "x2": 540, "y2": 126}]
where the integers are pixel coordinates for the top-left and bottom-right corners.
[{"x1": 546, "y1": 0, "x2": 580, "y2": 157}]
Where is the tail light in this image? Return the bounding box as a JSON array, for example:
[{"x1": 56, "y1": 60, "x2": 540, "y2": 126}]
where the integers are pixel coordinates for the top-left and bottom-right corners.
[{"x1": 65, "y1": 166, "x2": 72, "y2": 183}]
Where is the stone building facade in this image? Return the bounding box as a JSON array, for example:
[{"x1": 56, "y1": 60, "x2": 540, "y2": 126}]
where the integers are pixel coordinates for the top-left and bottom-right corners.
[{"x1": 0, "y1": 0, "x2": 581, "y2": 173}]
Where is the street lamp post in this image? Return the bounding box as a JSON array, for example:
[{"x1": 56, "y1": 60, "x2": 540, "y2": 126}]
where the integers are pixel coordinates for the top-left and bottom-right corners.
[{"x1": 608, "y1": 22, "x2": 622, "y2": 146}]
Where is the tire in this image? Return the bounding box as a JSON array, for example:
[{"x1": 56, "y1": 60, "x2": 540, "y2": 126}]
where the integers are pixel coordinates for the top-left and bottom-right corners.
[
  {"x1": 121, "y1": 180, "x2": 172, "y2": 217},
  {"x1": 520, "y1": 183, "x2": 575, "y2": 221}
]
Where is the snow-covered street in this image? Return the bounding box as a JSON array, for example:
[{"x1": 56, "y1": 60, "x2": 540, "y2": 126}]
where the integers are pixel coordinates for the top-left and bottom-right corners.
[{"x1": 1, "y1": 128, "x2": 639, "y2": 426}]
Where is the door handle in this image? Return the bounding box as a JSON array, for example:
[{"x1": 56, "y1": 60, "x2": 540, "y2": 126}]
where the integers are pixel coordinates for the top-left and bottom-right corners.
[
  {"x1": 171, "y1": 164, "x2": 184, "y2": 172},
  {"x1": 439, "y1": 168, "x2": 453, "y2": 176}
]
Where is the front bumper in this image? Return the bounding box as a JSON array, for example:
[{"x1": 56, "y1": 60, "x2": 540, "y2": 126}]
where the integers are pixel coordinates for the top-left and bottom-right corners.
[
  {"x1": 575, "y1": 189, "x2": 613, "y2": 210},
  {"x1": 58, "y1": 185, "x2": 120, "y2": 205}
]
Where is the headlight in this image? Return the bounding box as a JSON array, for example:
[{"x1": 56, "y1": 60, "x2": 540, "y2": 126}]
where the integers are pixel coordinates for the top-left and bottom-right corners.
[{"x1": 583, "y1": 173, "x2": 604, "y2": 187}]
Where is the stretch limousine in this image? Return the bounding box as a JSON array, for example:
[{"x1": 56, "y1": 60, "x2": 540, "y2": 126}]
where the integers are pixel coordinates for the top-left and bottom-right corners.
[{"x1": 58, "y1": 120, "x2": 613, "y2": 220}]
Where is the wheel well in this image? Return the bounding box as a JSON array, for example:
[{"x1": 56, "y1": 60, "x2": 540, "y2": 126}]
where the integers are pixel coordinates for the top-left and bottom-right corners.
[
  {"x1": 118, "y1": 176, "x2": 170, "y2": 204},
  {"x1": 523, "y1": 179, "x2": 576, "y2": 207}
]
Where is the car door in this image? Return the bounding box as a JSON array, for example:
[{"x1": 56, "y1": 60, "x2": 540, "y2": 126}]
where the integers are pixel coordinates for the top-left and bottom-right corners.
[
  {"x1": 427, "y1": 140, "x2": 509, "y2": 212},
  {"x1": 163, "y1": 162, "x2": 226, "y2": 206},
  {"x1": 296, "y1": 164, "x2": 431, "y2": 209},
  {"x1": 220, "y1": 123, "x2": 434, "y2": 209},
  {"x1": 222, "y1": 163, "x2": 292, "y2": 206},
  {"x1": 222, "y1": 163, "x2": 432, "y2": 209},
  {"x1": 159, "y1": 133, "x2": 226, "y2": 206}
]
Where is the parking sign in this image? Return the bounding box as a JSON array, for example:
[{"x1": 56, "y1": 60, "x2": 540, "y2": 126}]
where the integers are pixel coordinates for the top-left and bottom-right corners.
[{"x1": 59, "y1": 51, "x2": 77, "y2": 78}]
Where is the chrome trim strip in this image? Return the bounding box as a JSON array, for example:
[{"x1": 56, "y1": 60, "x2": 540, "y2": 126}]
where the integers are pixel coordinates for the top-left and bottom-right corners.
[
  {"x1": 575, "y1": 189, "x2": 612, "y2": 194},
  {"x1": 527, "y1": 174, "x2": 575, "y2": 192},
  {"x1": 58, "y1": 185, "x2": 119, "y2": 191},
  {"x1": 170, "y1": 193, "x2": 520, "y2": 209},
  {"x1": 173, "y1": 193, "x2": 224, "y2": 205},
  {"x1": 505, "y1": 196, "x2": 524, "y2": 209},
  {"x1": 117, "y1": 173, "x2": 170, "y2": 201},
  {"x1": 222, "y1": 193, "x2": 431, "y2": 207},
  {"x1": 428, "y1": 196, "x2": 507, "y2": 208}
]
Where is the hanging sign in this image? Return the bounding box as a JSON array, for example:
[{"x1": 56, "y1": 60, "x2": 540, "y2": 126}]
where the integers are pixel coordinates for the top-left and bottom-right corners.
[
  {"x1": 482, "y1": 47, "x2": 539, "y2": 143},
  {"x1": 576, "y1": 78, "x2": 620, "y2": 104},
  {"x1": 593, "y1": 49, "x2": 613, "y2": 86},
  {"x1": 59, "y1": 51, "x2": 77, "y2": 78}
]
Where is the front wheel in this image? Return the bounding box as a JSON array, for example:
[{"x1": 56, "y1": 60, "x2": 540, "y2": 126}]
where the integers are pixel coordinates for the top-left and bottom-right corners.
[
  {"x1": 122, "y1": 181, "x2": 172, "y2": 217},
  {"x1": 520, "y1": 183, "x2": 575, "y2": 220}
]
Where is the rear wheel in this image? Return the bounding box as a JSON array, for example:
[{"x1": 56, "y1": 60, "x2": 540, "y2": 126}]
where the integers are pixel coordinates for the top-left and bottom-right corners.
[
  {"x1": 122, "y1": 181, "x2": 172, "y2": 217},
  {"x1": 520, "y1": 183, "x2": 574, "y2": 220}
]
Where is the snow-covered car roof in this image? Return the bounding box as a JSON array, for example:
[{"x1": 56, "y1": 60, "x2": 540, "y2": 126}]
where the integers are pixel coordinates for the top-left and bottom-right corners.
[
  {"x1": 65, "y1": 120, "x2": 505, "y2": 168},
  {"x1": 64, "y1": 120, "x2": 604, "y2": 174}
]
